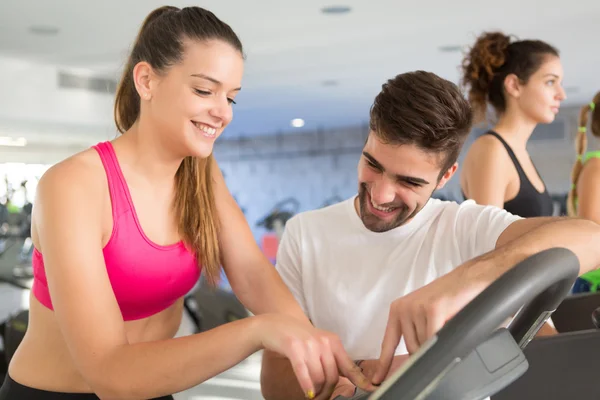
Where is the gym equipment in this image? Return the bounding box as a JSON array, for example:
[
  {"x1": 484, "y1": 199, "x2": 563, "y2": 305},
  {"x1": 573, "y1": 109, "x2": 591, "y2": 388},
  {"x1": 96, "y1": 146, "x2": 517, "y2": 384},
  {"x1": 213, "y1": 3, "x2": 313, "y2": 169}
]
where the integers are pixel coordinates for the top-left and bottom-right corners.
[
  {"x1": 12, "y1": 237, "x2": 33, "y2": 280},
  {"x1": 492, "y1": 328, "x2": 600, "y2": 399},
  {"x1": 0, "y1": 231, "x2": 34, "y2": 281},
  {"x1": 0, "y1": 276, "x2": 29, "y2": 291},
  {"x1": 256, "y1": 198, "x2": 300, "y2": 240},
  {"x1": 183, "y1": 274, "x2": 249, "y2": 333},
  {"x1": 2, "y1": 309, "x2": 28, "y2": 363},
  {"x1": 335, "y1": 247, "x2": 579, "y2": 400},
  {"x1": 0, "y1": 202, "x2": 7, "y2": 228},
  {"x1": 0, "y1": 309, "x2": 28, "y2": 386},
  {"x1": 550, "y1": 193, "x2": 568, "y2": 216},
  {"x1": 493, "y1": 302, "x2": 600, "y2": 399},
  {"x1": 0, "y1": 195, "x2": 34, "y2": 280},
  {"x1": 551, "y1": 291, "x2": 600, "y2": 332},
  {"x1": 0, "y1": 276, "x2": 31, "y2": 384}
]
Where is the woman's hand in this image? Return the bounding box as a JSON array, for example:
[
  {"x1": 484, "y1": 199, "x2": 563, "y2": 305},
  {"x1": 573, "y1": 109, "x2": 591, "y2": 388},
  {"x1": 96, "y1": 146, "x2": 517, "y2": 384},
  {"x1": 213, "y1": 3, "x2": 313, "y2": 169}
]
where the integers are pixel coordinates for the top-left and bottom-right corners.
[{"x1": 255, "y1": 314, "x2": 375, "y2": 398}]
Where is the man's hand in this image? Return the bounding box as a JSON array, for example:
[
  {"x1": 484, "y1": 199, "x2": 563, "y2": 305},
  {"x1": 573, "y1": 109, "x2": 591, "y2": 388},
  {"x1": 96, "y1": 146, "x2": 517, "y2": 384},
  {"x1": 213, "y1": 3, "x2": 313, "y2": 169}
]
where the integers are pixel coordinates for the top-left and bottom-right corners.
[
  {"x1": 360, "y1": 354, "x2": 410, "y2": 382},
  {"x1": 368, "y1": 215, "x2": 600, "y2": 386},
  {"x1": 372, "y1": 265, "x2": 484, "y2": 384},
  {"x1": 327, "y1": 377, "x2": 356, "y2": 400}
]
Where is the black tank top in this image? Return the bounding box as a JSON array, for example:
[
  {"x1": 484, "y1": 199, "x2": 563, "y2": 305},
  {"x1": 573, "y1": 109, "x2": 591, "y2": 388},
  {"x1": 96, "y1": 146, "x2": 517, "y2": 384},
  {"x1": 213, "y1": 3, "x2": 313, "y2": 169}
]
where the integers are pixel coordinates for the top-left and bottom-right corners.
[{"x1": 465, "y1": 131, "x2": 554, "y2": 218}]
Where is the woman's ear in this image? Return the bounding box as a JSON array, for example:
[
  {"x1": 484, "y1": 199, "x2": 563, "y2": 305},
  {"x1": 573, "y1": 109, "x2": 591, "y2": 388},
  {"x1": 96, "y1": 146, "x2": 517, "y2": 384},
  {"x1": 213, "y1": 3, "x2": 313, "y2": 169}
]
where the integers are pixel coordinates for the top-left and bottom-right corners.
[
  {"x1": 133, "y1": 61, "x2": 154, "y2": 101},
  {"x1": 504, "y1": 73, "x2": 522, "y2": 100}
]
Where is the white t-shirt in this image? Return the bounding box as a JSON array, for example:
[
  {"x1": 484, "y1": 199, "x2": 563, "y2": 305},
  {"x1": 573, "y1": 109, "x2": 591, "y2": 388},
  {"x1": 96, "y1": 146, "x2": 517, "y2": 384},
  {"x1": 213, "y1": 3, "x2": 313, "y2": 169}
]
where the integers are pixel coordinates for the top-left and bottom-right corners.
[{"x1": 275, "y1": 197, "x2": 522, "y2": 360}]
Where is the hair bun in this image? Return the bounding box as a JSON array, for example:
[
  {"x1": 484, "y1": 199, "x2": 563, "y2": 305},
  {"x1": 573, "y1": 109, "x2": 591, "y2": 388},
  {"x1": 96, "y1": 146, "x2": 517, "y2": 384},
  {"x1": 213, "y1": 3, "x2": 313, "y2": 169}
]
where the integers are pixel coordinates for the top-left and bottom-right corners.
[{"x1": 461, "y1": 31, "x2": 511, "y2": 122}]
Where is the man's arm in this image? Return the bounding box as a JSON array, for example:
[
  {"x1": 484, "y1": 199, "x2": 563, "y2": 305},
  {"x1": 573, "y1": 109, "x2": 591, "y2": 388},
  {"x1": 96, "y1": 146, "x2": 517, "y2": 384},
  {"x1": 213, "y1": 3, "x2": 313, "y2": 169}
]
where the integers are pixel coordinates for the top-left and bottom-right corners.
[
  {"x1": 373, "y1": 216, "x2": 600, "y2": 383},
  {"x1": 487, "y1": 217, "x2": 599, "y2": 279},
  {"x1": 494, "y1": 216, "x2": 558, "y2": 248}
]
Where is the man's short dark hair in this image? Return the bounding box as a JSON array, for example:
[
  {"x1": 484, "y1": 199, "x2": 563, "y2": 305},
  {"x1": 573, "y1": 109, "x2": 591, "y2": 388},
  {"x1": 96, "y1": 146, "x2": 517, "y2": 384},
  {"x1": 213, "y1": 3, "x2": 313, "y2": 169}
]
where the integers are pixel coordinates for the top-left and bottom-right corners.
[{"x1": 369, "y1": 70, "x2": 473, "y2": 173}]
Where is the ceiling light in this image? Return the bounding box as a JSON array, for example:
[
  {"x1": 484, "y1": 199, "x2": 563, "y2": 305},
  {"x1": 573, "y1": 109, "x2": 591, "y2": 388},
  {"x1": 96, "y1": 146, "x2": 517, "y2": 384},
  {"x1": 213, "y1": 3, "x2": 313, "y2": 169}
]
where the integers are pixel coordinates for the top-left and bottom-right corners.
[
  {"x1": 321, "y1": 5, "x2": 352, "y2": 15},
  {"x1": 0, "y1": 137, "x2": 27, "y2": 147},
  {"x1": 291, "y1": 119, "x2": 305, "y2": 128},
  {"x1": 29, "y1": 25, "x2": 60, "y2": 36}
]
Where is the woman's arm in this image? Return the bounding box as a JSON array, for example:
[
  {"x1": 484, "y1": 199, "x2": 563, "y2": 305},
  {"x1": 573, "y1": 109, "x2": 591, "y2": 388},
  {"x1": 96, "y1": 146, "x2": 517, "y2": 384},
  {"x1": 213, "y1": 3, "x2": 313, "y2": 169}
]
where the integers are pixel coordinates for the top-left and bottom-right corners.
[
  {"x1": 211, "y1": 159, "x2": 372, "y2": 398},
  {"x1": 576, "y1": 159, "x2": 600, "y2": 224},
  {"x1": 211, "y1": 158, "x2": 308, "y2": 320},
  {"x1": 35, "y1": 159, "x2": 296, "y2": 399}
]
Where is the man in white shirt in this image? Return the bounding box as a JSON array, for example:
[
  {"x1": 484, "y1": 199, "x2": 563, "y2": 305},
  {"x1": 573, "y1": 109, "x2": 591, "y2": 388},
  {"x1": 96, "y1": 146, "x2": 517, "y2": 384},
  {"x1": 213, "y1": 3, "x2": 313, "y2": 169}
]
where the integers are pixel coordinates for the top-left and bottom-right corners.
[{"x1": 260, "y1": 70, "x2": 600, "y2": 400}]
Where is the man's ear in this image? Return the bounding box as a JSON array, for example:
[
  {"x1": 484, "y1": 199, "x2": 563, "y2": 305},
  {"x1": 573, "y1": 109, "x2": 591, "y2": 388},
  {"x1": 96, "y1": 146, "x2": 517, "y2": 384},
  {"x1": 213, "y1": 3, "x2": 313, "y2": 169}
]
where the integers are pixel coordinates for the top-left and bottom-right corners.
[{"x1": 436, "y1": 163, "x2": 458, "y2": 190}]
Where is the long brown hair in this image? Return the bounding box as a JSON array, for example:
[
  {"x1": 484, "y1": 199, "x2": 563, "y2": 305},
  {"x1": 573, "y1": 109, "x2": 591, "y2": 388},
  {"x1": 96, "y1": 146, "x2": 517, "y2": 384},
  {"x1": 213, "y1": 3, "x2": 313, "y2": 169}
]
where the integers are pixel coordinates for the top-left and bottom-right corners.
[
  {"x1": 567, "y1": 91, "x2": 600, "y2": 217},
  {"x1": 113, "y1": 6, "x2": 243, "y2": 285},
  {"x1": 461, "y1": 31, "x2": 559, "y2": 123}
]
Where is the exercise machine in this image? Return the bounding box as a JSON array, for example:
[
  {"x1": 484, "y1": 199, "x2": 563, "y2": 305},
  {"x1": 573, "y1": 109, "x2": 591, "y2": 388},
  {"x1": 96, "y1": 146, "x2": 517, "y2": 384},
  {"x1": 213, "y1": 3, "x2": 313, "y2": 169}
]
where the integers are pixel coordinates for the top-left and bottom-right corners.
[
  {"x1": 0, "y1": 184, "x2": 34, "y2": 281},
  {"x1": 183, "y1": 273, "x2": 249, "y2": 333},
  {"x1": 257, "y1": 198, "x2": 300, "y2": 263},
  {"x1": 0, "y1": 229, "x2": 34, "y2": 281},
  {"x1": 551, "y1": 291, "x2": 600, "y2": 332},
  {"x1": 492, "y1": 293, "x2": 600, "y2": 399},
  {"x1": 0, "y1": 276, "x2": 30, "y2": 384},
  {"x1": 335, "y1": 247, "x2": 580, "y2": 399},
  {"x1": 256, "y1": 197, "x2": 300, "y2": 241}
]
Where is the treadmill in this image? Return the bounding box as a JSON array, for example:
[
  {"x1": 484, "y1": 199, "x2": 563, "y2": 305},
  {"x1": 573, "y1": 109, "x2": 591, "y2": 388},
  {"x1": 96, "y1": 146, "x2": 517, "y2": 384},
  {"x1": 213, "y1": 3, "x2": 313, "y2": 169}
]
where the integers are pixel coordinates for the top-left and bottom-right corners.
[
  {"x1": 335, "y1": 247, "x2": 584, "y2": 400},
  {"x1": 493, "y1": 293, "x2": 600, "y2": 399},
  {"x1": 551, "y1": 291, "x2": 600, "y2": 332}
]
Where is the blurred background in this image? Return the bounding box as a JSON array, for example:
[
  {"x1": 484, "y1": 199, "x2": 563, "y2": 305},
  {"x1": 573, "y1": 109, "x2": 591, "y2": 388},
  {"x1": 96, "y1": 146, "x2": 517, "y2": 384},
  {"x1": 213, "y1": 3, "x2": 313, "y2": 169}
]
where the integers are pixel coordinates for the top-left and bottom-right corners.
[{"x1": 1, "y1": 1, "x2": 599, "y2": 399}]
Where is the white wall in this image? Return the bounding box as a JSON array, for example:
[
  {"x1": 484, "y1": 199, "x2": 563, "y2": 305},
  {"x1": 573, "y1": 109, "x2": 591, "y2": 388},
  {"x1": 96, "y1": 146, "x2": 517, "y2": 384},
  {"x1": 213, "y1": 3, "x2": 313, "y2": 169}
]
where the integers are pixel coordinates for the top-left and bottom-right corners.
[
  {"x1": 215, "y1": 104, "x2": 585, "y2": 238},
  {"x1": 0, "y1": 102, "x2": 587, "y2": 238},
  {"x1": 0, "y1": 55, "x2": 115, "y2": 155}
]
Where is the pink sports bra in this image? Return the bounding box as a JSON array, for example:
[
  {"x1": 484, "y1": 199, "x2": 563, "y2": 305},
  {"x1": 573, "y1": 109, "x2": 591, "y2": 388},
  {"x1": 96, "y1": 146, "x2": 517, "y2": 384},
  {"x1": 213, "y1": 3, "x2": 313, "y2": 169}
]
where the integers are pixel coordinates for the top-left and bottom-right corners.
[{"x1": 32, "y1": 141, "x2": 201, "y2": 321}]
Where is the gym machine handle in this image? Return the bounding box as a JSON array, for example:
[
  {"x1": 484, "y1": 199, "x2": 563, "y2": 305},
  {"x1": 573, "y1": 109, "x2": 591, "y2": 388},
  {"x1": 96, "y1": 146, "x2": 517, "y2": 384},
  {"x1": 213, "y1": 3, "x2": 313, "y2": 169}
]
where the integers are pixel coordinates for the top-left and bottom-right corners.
[
  {"x1": 370, "y1": 247, "x2": 580, "y2": 400},
  {"x1": 0, "y1": 276, "x2": 31, "y2": 291}
]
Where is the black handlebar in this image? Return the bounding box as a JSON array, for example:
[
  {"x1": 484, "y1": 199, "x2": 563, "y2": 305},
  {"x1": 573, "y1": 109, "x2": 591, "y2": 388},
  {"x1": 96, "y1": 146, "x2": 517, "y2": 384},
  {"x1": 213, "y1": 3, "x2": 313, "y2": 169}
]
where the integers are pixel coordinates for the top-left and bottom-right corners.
[{"x1": 371, "y1": 248, "x2": 580, "y2": 400}]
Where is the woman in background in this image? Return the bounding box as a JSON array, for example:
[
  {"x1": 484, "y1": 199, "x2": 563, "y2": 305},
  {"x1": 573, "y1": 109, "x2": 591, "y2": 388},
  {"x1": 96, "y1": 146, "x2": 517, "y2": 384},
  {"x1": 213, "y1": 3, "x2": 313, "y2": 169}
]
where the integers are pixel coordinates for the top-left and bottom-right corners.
[
  {"x1": 460, "y1": 31, "x2": 567, "y2": 335},
  {"x1": 460, "y1": 31, "x2": 566, "y2": 218},
  {"x1": 567, "y1": 91, "x2": 600, "y2": 293}
]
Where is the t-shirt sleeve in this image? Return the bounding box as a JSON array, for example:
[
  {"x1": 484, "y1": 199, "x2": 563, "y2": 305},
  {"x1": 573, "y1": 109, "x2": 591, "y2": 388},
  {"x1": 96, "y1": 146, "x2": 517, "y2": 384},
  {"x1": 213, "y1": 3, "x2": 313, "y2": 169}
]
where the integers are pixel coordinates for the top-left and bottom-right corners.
[
  {"x1": 274, "y1": 216, "x2": 308, "y2": 315},
  {"x1": 455, "y1": 200, "x2": 523, "y2": 262}
]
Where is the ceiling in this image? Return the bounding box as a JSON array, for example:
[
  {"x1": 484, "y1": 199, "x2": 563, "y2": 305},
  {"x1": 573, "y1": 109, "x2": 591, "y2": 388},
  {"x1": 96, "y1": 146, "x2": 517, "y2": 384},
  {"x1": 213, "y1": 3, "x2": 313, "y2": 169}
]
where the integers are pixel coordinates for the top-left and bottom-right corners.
[{"x1": 0, "y1": 0, "x2": 599, "y2": 147}]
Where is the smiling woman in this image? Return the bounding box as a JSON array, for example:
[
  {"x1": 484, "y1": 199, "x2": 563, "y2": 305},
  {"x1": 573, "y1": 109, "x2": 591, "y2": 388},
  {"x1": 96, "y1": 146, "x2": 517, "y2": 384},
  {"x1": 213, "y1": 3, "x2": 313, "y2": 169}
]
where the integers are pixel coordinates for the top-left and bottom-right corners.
[
  {"x1": 0, "y1": 5, "x2": 372, "y2": 400},
  {"x1": 189, "y1": 72, "x2": 241, "y2": 139}
]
